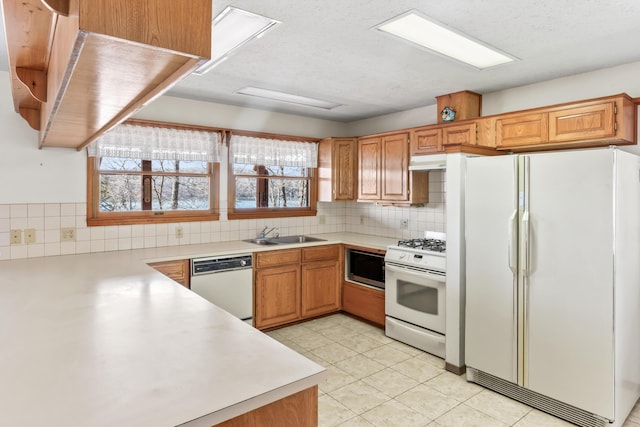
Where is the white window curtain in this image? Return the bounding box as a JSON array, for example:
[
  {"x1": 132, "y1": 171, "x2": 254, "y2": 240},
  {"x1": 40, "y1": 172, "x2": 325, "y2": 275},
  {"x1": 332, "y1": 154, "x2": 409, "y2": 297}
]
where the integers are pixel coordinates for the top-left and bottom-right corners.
[
  {"x1": 230, "y1": 135, "x2": 318, "y2": 168},
  {"x1": 87, "y1": 124, "x2": 222, "y2": 162}
]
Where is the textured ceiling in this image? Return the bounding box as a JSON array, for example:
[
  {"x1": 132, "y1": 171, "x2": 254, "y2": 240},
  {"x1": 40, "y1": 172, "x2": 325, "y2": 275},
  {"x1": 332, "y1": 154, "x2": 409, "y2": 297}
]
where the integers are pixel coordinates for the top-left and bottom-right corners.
[{"x1": 1, "y1": 1, "x2": 640, "y2": 122}]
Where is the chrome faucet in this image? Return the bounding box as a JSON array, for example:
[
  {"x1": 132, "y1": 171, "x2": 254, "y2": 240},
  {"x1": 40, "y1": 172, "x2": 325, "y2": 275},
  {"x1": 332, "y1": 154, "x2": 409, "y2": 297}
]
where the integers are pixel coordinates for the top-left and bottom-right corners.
[{"x1": 259, "y1": 226, "x2": 279, "y2": 238}]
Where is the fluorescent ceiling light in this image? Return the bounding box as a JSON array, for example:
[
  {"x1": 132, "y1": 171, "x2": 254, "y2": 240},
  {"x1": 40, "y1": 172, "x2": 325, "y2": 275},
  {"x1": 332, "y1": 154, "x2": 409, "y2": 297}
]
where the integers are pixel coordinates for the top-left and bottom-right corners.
[
  {"x1": 375, "y1": 11, "x2": 516, "y2": 69},
  {"x1": 237, "y1": 87, "x2": 342, "y2": 110},
  {"x1": 194, "y1": 7, "x2": 280, "y2": 75}
]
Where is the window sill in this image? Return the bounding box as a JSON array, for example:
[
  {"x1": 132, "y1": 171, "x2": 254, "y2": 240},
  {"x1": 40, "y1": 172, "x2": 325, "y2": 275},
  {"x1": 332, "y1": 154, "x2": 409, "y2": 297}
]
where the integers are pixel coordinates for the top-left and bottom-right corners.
[
  {"x1": 87, "y1": 212, "x2": 220, "y2": 226},
  {"x1": 227, "y1": 209, "x2": 317, "y2": 220}
]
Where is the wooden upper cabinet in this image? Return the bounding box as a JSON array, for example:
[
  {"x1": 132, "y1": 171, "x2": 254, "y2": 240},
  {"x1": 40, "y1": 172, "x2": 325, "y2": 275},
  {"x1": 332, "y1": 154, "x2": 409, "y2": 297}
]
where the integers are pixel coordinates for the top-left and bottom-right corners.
[
  {"x1": 2, "y1": 0, "x2": 211, "y2": 149},
  {"x1": 549, "y1": 100, "x2": 615, "y2": 142},
  {"x1": 496, "y1": 113, "x2": 549, "y2": 148},
  {"x1": 357, "y1": 137, "x2": 382, "y2": 200},
  {"x1": 318, "y1": 138, "x2": 357, "y2": 202},
  {"x1": 358, "y1": 132, "x2": 428, "y2": 205},
  {"x1": 411, "y1": 127, "x2": 442, "y2": 155},
  {"x1": 495, "y1": 94, "x2": 635, "y2": 151},
  {"x1": 442, "y1": 122, "x2": 477, "y2": 149},
  {"x1": 381, "y1": 132, "x2": 410, "y2": 201}
]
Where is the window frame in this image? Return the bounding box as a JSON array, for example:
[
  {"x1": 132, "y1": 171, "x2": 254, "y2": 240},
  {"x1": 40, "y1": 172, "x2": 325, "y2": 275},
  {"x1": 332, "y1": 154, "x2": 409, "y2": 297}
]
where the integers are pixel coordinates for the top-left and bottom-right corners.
[
  {"x1": 86, "y1": 120, "x2": 221, "y2": 226},
  {"x1": 227, "y1": 131, "x2": 318, "y2": 220}
]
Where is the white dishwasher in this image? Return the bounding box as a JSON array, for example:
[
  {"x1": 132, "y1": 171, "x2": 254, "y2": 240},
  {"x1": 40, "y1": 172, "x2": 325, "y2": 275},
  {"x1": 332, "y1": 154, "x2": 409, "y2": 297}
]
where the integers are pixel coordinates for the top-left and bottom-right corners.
[{"x1": 191, "y1": 254, "x2": 253, "y2": 323}]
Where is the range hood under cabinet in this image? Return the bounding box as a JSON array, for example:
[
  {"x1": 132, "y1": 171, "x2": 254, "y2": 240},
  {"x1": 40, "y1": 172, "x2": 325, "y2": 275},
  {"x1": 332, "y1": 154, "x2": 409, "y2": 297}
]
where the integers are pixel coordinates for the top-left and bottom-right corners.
[{"x1": 408, "y1": 154, "x2": 447, "y2": 171}]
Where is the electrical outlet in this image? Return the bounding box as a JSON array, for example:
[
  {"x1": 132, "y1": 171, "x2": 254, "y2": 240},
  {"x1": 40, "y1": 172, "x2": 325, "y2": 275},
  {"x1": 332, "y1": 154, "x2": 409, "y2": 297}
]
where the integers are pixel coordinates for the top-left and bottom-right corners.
[
  {"x1": 400, "y1": 219, "x2": 409, "y2": 229},
  {"x1": 10, "y1": 229, "x2": 21, "y2": 245},
  {"x1": 318, "y1": 215, "x2": 326, "y2": 224},
  {"x1": 24, "y1": 228, "x2": 36, "y2": 244},
  {"x1": 175, "y1": 226, "x2": 184, "y2": 239},
  {"x1": 61, "y1": 227, "x2": 76, "y2": 242}
]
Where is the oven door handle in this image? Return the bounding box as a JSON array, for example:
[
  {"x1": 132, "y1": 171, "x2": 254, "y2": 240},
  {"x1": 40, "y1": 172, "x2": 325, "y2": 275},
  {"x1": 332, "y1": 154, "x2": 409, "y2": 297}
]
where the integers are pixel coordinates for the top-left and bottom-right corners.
[{"x1": 385, "y1": 263, "x2": 446, "y2": 283}]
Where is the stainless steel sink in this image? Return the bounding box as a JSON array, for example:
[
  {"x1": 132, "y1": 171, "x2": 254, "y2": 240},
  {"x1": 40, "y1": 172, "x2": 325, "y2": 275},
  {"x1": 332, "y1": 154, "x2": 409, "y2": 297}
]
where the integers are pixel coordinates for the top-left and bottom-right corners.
[
  {"x1": 243, "y1": 238, "x2": 279, "y2": 245},
  {"x1": 243, "y1": 235, "x2": 326, "y2": 245},
  {"x1": 271, "y1": 235, "x2": 326, "y2": 244}
]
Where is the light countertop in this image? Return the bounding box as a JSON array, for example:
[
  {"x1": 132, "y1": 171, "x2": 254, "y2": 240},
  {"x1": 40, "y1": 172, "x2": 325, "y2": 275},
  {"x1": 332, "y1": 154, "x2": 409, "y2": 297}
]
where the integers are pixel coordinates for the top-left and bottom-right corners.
[{"x1": 0, "y1": 232, "x2": 395, "y2": 426}]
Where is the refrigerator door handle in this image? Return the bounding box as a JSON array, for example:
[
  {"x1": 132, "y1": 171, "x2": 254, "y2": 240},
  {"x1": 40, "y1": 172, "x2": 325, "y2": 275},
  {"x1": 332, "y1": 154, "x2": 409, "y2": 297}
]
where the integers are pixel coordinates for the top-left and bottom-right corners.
[
  {"x1": 522, "y1": 211, "x2": 530, "y2": 277},
  {"x1": 508, "y1": 210, "x2": 518, "y2": 274}
]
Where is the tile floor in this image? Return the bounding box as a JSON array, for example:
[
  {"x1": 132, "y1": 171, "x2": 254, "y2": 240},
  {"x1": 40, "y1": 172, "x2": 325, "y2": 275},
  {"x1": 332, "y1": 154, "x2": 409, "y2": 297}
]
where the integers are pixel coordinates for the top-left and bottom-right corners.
[{"x1": 266, "y1": 313, "x2": 640, "y2": 427}]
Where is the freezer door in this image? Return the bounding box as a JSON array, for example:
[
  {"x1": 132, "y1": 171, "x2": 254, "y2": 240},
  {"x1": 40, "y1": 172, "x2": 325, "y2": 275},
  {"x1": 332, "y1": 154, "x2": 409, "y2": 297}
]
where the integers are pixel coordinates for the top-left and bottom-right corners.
[
  {"x1": 465, "y1": 155, "x2": 518, "y2": 383},
  {"x1": 524, "y1": 149, "x2": 614, "y2": 419}
]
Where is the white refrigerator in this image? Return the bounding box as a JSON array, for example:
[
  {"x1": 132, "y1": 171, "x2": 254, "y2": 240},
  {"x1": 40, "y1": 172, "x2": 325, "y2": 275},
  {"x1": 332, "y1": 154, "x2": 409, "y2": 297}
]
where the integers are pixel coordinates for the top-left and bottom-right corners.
[{"x1": 465, "y1": 148, "x2": 640, "y2": 427}]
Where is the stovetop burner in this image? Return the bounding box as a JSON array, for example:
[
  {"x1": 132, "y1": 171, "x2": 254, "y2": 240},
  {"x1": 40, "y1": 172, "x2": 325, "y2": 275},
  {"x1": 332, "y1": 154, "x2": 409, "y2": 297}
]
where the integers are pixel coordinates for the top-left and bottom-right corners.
[{"x1": 397, "y1": 238, "x2": 446, "y2": 253}]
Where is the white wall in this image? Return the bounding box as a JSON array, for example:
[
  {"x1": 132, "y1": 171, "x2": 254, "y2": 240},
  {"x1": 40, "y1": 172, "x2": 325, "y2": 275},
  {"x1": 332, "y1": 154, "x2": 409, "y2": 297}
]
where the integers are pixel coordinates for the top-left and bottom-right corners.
[
  {"x1": 346, "y1": 104, "x2": 438, "y2": 136},
  {"x1": 134, "y1": 95, "x2": 349, "y2": 138},
  {"x1": 0, "y1": 71, "x2": 86, "y2": 203},
  {"x1": 482, "y1": 61, "x2": 640, "y2": 116}
]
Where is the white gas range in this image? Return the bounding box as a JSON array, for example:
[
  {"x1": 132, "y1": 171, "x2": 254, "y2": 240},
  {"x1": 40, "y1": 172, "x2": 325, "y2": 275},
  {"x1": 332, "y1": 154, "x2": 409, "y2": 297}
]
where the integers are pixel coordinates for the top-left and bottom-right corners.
[{"x1": 384, "y1": 232, "x2": 446, "y2": 358}]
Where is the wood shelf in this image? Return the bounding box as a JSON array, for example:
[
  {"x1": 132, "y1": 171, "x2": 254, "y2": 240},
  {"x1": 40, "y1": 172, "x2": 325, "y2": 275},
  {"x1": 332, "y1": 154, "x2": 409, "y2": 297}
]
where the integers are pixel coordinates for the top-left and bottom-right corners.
[{"x1": 2, "y1": 0, "x2": 211, "y2": 149}]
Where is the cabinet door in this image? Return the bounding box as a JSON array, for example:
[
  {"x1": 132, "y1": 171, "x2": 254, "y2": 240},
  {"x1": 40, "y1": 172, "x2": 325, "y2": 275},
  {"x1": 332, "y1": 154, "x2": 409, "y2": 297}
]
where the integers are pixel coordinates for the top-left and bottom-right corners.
[
  {"x1": 548, "y1": 101, "x2": 615, "y2": 143},
  {"x1": 148, "y1": 259, "x2": 190, "y2": 288},
  {"x1": 255, "y1": 249, "x2": 301, "y2": 268},
  {"x1": 381, "y1": 132, "x2": 409, "y2": 201},
  {"x1": 254, "y1": 264, "x2": 301, "y2": 329},
  {"x1": 301, "y1": 259, "x2": 341, "y2": 318},
  {"x1": 334, "y1": 139, "x2": 357, "y2": 200},
  {"x1": 411, "y1": 128, "x2": 442, "y2": 154},
  {"x1": 496, "y1": 113, "x2": 549, "y2": 148},
  {"x1": 442, "y1": 123, "x2": 476, "y2": 148},
  {"x1": 358, "y1": 137, "x2": 381, "y2": 200}
]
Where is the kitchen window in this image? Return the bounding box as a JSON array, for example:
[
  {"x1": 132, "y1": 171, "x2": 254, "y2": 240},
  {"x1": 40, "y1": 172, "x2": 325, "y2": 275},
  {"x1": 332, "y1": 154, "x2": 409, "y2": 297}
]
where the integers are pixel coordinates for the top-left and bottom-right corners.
[
  {"x1": 228, "y1": 133, "x2": 318, "y2": 219},
  {"x1": 86, "y1": 120, "x2": 222, "y2": 226}
]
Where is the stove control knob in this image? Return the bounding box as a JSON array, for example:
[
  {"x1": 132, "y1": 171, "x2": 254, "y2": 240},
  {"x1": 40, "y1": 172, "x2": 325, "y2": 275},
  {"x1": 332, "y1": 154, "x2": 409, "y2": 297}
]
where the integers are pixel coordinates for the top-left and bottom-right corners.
[{"x1": 399, "y1": 253, "x2": 406, "y2": 259}]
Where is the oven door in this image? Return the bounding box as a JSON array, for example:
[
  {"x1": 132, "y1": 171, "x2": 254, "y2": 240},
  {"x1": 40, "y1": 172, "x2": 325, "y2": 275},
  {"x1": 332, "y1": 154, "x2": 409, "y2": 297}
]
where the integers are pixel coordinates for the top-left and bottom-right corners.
[{"x1": 385, "y1": 263, "x2": 445, "y2": 334}]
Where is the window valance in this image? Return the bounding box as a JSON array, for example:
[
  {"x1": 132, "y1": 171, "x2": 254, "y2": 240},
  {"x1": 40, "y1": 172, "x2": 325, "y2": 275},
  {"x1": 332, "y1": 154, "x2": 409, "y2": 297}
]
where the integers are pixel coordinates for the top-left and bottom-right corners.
[
  {"x1": 87, "y1": 124, "x2": 222, "y2": 162},
  {"x1": 230, "y1": 135, "x2": 318, "y2": 168}
]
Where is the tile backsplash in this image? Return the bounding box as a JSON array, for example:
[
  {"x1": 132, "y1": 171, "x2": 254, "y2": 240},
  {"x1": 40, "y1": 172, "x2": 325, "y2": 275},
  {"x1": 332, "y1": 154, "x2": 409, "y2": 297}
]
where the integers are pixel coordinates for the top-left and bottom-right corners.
[{"x1": 0, "y1": 172, "x2": 446, "y2": 260}]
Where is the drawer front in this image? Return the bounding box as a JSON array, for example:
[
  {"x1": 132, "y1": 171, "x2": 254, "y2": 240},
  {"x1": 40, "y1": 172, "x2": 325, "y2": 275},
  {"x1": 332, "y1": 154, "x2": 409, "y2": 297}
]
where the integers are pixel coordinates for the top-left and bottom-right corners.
[
  {"x1": 302, "y1": 244, "x2": 340, "y2": 263},
  {"x1": 255, "y1": 248, "x2": 301, "y2": 268}
]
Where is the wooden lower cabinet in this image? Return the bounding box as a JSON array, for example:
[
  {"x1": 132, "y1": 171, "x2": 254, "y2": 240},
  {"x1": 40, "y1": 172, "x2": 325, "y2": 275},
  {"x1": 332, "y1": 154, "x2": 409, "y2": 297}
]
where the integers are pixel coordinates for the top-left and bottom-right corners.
[
  {"x1": 214, "y1": 386, "x2": 318, "y2": 427},
  {"x1": 342, "y1": 281, "x2": 385, "y2": 327},
  {"x1": 255, "y1": 264, "x2": 301, "y2": 329},
  {"x1": 254, "y1": 245, "x2": 342, "y2": 330},
  {"x1": 148, "y1": 259, "x2": 190, "y2": 288},
  {"x1": 301, "y1": 259, "x2": 341, "y2": 318}
]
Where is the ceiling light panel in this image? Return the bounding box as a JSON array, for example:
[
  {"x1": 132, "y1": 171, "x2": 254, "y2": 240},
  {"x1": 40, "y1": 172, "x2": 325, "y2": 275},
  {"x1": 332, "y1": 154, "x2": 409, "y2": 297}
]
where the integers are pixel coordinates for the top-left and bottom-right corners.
[
  {"x1": 237, "y1": 87, "x2": 342, "y2": 110},
  {"x1": 194, "y1": 7, "x2": 280, "y2": 75},
  {"x1": 375, "y1": 11, "x2": 517, "y2": 69}
]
